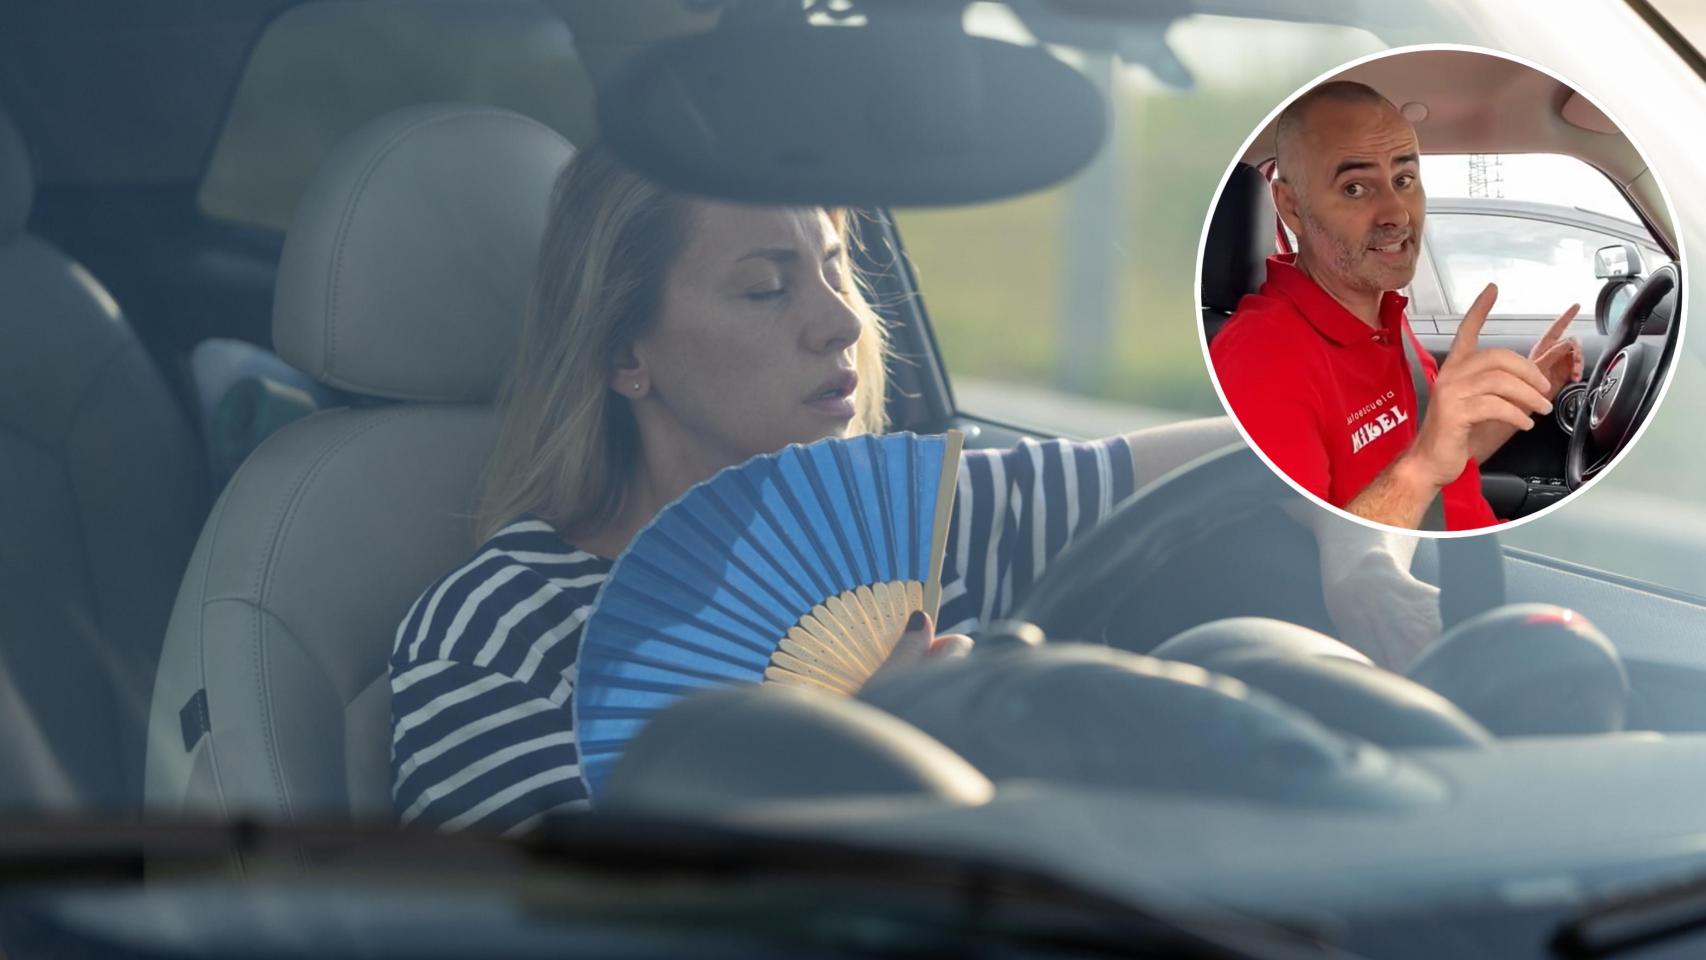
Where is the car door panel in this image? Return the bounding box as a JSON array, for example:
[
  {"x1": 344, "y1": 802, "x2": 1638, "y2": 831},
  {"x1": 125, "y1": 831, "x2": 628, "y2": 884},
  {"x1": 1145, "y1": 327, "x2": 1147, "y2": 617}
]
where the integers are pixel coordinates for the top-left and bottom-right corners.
[{"x1": 1408, "y1": 542, "x2": 1706, "y2": 730}]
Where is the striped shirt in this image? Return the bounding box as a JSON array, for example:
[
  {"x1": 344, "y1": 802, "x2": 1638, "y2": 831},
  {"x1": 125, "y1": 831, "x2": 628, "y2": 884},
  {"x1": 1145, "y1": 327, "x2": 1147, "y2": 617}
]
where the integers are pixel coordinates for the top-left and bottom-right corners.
[{"x1": 389, "y1": 435, "x2": 1136, "y2": 835}]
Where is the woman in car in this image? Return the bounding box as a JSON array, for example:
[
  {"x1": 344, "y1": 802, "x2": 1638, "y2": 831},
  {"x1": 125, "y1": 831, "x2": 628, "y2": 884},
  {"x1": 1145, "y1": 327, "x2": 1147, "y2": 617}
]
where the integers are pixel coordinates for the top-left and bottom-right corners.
[{"x1": 387, "y1": 144, "x2": 1434, "y2": 835}]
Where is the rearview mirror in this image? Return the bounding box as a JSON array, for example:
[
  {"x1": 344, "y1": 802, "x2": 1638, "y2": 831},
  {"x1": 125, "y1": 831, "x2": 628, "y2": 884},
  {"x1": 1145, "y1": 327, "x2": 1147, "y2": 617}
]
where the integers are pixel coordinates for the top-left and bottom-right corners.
[
  {"x1": 595, "y1": 3, "x2": 1108, "y2": 206},
  {"x1": 1593, "y1": 242, "x2": 1643, "y2": 280}
]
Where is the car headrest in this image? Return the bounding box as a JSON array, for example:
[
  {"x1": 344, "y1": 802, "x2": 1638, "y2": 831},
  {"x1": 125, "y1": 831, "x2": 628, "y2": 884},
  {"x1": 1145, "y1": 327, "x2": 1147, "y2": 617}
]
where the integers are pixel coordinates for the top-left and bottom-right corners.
[
  {"x1": 1200, "y1": 162, "x2": 1274, "y2": 314},
  {"x1": 0, "y1": 100, "x2": 31, "y2": 245},
  {"x1": 274, "y1": 104, "x2": 574, "y2": 403}
]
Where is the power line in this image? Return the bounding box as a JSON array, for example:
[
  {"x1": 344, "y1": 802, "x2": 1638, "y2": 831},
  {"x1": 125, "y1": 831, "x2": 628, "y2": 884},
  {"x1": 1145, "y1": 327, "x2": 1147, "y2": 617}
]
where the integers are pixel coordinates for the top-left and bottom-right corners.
[{"x1": 1466, "y1": 153, "x2": 1504, "y2": 199}]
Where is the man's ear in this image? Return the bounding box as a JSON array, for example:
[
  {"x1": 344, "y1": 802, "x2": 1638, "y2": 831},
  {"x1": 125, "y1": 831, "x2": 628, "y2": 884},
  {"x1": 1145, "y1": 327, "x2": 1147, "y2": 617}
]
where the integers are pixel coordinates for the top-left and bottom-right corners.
[{"x1": 1272, "y1": 176, "x2": 1303, "y2": 239}]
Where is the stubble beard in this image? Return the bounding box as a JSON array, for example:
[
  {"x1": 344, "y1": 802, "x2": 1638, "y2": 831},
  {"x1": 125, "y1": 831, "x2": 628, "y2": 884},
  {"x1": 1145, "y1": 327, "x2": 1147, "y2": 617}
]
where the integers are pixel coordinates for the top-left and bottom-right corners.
[{"x1": 1297, "y1": 203, "x2": 1419, "y2": 296}]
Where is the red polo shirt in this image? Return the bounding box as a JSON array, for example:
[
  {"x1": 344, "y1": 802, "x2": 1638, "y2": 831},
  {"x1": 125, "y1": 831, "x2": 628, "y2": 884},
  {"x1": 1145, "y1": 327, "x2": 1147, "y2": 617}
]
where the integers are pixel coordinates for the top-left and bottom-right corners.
[{"x1": 1209, "y1": 255, "x2": 1499, "y2": 531}]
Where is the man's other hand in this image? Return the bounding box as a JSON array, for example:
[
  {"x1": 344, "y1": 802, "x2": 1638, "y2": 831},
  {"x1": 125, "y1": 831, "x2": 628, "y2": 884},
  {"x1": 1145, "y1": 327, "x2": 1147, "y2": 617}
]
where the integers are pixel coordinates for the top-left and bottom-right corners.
[
  {"x1": 1398, "y1": 283, "x2": 1557, "y2": 489},
  {"x1": 1529, "y1": 302, "x2": 1586, "y2": 400}
]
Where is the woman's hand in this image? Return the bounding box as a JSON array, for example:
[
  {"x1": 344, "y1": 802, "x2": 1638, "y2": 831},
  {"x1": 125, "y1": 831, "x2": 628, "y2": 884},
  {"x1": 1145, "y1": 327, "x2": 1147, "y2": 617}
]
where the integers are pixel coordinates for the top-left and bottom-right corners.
[
  {"x1": 862, "y1": 611, "x2": 973, "y2": 690},
  {"x1": 1286, "y1": 502, "x2": 1440, "y2": 671},
  {"x1": 1319, "y1": 541, "x2": 1440, "y2": 671}
]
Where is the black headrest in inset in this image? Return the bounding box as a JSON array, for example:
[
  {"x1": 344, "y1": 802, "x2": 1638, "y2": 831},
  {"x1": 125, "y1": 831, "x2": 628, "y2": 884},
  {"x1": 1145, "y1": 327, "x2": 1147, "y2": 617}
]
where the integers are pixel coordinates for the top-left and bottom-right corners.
[{"x1": 1200, "y1": 162, "x2": 1276, "y2": 316}]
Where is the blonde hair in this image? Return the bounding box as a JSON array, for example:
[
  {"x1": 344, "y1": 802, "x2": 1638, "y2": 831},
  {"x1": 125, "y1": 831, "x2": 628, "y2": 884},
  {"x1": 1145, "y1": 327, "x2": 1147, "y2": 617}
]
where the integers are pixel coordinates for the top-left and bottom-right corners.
[{"x1": 476, "y1": 144, "x2": 889, "y2": 543}]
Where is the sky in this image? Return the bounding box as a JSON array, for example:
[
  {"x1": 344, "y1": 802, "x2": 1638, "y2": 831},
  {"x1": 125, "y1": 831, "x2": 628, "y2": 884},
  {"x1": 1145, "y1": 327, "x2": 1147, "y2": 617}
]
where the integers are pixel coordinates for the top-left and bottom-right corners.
[{"x1": 1422, "y1": 154, "x2": 1642, "y2": 224}]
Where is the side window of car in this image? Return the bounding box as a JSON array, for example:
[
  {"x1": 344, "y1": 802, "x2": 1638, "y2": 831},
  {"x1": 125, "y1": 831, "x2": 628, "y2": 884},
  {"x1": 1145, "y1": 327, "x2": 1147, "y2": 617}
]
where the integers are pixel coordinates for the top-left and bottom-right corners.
[
  {"x1": 1427, "y1": 213, "x2": 1660, "y2": 321},
  {"x1": 892, "y1": 10, "x2": 1384, "y2": 436},
  {"x1": 1417, "y1": 153, "x2": 1666, "y2": 332}
]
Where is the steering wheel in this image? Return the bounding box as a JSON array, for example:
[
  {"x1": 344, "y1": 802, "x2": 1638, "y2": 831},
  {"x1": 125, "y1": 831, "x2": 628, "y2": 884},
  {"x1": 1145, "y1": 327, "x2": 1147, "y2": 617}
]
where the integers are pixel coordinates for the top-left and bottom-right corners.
[
  {"x1": 1567, "y1": 261, "x2": 1681, "y2": 489},
  {"x1": 608, "y1": 449, "x2": 1612, "y2": 810},
  {"x1": 1006, "y1": 443, "x2": 1506, "y2": 645}
]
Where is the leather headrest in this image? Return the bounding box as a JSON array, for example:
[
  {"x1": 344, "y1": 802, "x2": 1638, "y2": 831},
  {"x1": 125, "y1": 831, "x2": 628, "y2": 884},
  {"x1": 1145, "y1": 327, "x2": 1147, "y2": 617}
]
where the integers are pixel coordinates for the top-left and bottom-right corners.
[
  {"x1": 1200, "y1": 162, "x2": 1274, "y2": 314},
  {"x1": 274, "y1": 104, "x2": 574, "y2": 403},
  {"x1": 0, "y1": 100, "x2": 32, "y2": 245}
]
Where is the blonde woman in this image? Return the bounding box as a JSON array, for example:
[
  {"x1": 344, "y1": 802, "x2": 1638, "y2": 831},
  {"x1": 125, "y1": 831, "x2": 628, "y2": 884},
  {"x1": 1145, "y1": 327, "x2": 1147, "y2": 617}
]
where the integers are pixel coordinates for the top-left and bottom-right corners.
[{"x1": 388, "y1": 144, "x2": 1435, "y2": 835}]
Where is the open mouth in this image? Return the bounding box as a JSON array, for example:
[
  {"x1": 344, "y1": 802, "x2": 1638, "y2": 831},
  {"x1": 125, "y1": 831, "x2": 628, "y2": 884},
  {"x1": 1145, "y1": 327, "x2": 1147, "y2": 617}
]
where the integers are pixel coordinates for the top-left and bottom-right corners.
[
  {"x1": 808, "y1": 371, "x2": 858, "y2": 403},
  {"x1": 806, "y1": 371, "x2": 859, "y2": 418},
  {"x1": 1368, "y1": 238, "x2": 1410, "y2": 256}
]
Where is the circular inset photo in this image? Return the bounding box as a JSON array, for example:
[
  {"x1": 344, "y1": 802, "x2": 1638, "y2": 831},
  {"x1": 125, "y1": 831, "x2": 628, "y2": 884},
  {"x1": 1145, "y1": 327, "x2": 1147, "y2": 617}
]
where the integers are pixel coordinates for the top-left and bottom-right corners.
[{"x1": 1198, "y1": 45, "x2": 1684, "y2": 537}]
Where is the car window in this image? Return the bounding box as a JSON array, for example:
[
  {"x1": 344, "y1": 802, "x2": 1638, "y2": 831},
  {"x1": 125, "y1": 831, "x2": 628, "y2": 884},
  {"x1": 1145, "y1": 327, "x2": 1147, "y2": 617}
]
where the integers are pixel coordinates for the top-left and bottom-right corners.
[
  {"x1": 1427, "y1": 212, "x2": 1661, "y2": 317},
  {"x1": 197, "y1": 0, "x2": 596, "y2": 231},
  {"x1": 13, "y1": 2, "x2": 1706, "y2": 930},
  {"x1": 1418, "y1": 152, "x2": 1665, "y2": 322},
  {"x1": 1424, "y1": 152, "x2": 1648, "y2": 222},
  {"x1": 894, "y1": 10, "x2": 1384, "y2": 437}
]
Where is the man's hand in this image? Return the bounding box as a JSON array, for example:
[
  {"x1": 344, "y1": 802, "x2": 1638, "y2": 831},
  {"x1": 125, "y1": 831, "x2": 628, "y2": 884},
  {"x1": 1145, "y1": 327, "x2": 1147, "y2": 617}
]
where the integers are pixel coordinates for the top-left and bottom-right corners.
[
  {"x1": 1528, "y1": 303, "x2": 1585, "y2": 400},
  {"x1": 1462, "y1": 292, "x2": 1581, "y2": 463},
  {"x1": 1396, "y1": 283, "x2": 1557, "y2": 490}
]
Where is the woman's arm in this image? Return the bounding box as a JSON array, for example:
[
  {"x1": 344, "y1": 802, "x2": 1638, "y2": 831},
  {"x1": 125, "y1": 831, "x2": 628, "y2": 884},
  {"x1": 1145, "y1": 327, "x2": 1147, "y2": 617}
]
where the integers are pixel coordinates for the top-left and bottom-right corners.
[
  {"x1": 1283, "y1": 502, "x2": 1438, "y2": 670},
  {"x1": 390, "y1": 556, "x2": 596, "y2": 833},
  {"x1": 1122, "y1": 417, "x2": 1439, "y2": 669},
  {"x1": 391, "y1": 657, "x2": 590, "y2": 833},
  {"x1": 938, "y1": 421, "x2": 1249, "y2": 635},
  {"x1": 1121, "y1": 417, "x2": 1242, "y2": 488}
]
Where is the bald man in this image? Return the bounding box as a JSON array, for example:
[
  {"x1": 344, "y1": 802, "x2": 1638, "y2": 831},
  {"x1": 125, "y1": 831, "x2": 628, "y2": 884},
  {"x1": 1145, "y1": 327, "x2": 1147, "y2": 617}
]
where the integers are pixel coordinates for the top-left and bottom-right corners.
[{"x1": 1210, "y1": 81, "x2": 1583, "y2": 531}]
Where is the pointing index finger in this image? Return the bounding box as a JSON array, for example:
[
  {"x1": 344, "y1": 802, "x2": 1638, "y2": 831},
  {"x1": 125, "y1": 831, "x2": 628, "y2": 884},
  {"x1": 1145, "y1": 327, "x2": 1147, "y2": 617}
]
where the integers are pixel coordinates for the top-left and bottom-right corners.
[
  {"x1": 1449, "y1": 283, "x2": 1498, "y2": 362},
  {"x1": 1535, "y1": 304, "x2": 1582, "y2": 351}
]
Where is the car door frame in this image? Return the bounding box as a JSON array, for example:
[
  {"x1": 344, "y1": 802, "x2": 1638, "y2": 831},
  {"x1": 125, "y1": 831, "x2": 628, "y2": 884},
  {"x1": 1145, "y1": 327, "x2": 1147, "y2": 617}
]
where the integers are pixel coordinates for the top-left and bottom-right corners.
[{"x1": 853, "y1": 208, "x2": 1049, "y2": 451}]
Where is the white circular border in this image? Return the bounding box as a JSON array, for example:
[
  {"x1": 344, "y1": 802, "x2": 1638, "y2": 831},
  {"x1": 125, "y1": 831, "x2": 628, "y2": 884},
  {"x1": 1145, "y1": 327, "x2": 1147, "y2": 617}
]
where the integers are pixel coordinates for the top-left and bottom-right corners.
[{"x1": 1193, "y1": 41, "x2": 1690, "y2": 540}]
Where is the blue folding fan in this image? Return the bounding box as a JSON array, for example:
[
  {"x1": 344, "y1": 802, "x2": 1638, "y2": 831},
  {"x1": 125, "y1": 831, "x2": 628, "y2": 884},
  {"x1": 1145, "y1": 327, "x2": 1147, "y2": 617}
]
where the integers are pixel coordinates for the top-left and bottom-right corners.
[{"x1": 574, "y1": 430, "x2": 964, "y2": 798}]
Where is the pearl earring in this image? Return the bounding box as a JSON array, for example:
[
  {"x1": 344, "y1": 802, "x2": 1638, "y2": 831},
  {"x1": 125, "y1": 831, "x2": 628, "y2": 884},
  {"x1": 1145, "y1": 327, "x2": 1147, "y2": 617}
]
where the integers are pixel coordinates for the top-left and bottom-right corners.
[{"x1": 632, "y1": 382, "x2": 642, "y2": 392}]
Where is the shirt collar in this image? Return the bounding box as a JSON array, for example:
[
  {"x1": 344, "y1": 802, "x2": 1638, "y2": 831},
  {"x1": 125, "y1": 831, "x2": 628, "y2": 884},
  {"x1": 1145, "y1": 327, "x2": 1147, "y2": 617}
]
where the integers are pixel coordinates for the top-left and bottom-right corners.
[{"x1": 1261, "y1": 253, "x2": 1409, "y2": 346}]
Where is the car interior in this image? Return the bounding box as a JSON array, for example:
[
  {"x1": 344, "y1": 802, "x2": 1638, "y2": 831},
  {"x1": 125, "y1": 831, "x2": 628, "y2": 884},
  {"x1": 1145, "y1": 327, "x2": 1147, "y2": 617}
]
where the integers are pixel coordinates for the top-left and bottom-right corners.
[
  {"x1": 1206, "y1": 48, "x2": 1681, "y2": 521},
  {"x1": 0, "y1": 0, "x2": 594, "y2": 819},
  {"x1": 13, "y1": 5, "x2": 1706, "y2": 955},
  {"x1": 0, "y1": 0, "x2": 1696, "y2": 784},
  {"x1": 0, "y1": 0, "x2": 995, "y2": 823},
  {"x1": 0, "y1": 97, "x2": 207, "y2": 814}
]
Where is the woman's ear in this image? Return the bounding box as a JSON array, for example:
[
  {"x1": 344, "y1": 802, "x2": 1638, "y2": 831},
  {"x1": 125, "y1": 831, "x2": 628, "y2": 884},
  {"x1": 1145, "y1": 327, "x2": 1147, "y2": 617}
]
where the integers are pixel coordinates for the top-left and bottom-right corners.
[{"x1": 609, "y1": 345, "x2": 649, "y2": 399}]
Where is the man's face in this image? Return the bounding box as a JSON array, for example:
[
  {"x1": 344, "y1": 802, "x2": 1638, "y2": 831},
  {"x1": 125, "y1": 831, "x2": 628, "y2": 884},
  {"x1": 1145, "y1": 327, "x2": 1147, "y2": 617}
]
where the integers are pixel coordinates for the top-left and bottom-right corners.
[{"x1": 1277, "y1": 99, "x2": 1425, "y2": 297}]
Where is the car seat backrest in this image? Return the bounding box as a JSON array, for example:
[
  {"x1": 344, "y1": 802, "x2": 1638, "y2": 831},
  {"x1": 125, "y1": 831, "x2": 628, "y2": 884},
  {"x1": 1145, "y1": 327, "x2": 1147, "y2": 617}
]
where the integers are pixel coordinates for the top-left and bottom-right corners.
[
  {"x1": 1200, "y1": 162, "x2": 1276, "y2": 344},
  {"x1": 144, "y1": 104, "x2": 573, "y2": 823},
  {"x1": 0, "y1": 99, "x2": 208, "y2": 813},
  {"x1": 0, "y1": 98, "x2": 29, "y2": 244}
]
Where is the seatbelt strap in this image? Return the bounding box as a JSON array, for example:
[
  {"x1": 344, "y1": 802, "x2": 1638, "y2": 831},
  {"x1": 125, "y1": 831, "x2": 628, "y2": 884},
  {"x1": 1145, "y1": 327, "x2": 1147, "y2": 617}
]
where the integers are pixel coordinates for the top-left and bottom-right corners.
[{"x1": 1399, "y1": 327, "x2": 1448, "y2": 532}]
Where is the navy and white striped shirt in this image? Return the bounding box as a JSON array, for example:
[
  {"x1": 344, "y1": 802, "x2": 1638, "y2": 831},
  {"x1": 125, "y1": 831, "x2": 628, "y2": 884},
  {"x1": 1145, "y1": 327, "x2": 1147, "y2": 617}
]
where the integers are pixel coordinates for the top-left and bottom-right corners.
[{"x1": 389, "y1": 436, "x2": 1136, "y2": 835}]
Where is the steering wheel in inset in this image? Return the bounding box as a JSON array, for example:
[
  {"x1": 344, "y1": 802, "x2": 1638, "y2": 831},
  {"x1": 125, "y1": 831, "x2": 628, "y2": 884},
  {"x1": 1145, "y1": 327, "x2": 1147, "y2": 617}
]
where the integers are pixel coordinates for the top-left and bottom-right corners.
[
  {"x1": 1005, "y1": 444, "x2": 1506, "y2": 646},
  {"x1": 1567, "y1": 261, "x2": 1681, "y2": 490}
]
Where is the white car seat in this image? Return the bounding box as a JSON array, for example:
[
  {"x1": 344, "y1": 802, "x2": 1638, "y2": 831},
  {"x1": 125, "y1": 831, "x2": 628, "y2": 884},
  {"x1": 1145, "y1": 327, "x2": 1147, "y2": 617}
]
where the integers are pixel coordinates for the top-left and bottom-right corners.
[{"x1": 144, "y1": 104, "x2": 573, "y2": 823}]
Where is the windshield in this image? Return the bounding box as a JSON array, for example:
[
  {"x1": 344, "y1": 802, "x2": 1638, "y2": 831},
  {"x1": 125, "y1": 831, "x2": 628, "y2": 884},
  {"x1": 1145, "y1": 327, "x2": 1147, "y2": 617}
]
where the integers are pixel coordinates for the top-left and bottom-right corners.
[
  {"x1": 3, "y1": 0, "x2": 1706, "y2": 956},
  {"x1": 913, "y1": 2, "x2": 1706, "y2": 596}
]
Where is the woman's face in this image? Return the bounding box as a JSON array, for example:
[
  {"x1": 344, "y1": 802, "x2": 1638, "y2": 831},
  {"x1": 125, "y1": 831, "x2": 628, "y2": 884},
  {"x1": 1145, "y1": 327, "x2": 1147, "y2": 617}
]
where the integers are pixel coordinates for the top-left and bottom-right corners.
[{"x1": 620, "y1": 201, "x2": 869, "y2": 471}]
